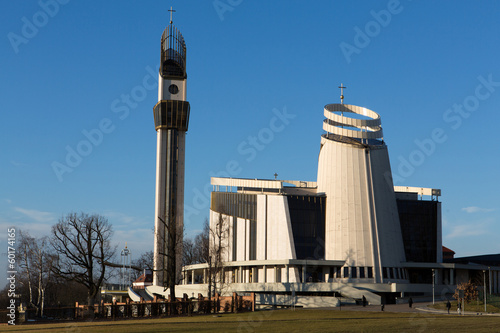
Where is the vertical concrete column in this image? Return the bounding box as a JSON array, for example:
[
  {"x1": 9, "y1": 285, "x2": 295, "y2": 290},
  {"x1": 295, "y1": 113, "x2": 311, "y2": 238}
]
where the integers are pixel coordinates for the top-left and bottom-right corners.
[
  {"x1": 450, "y1": 268, "x2": 454, "y2": 285},
  {"x1": 493, "y1": 271, "x2": 497, "y2": 294},
  {"x1": 302, "y1": 265, "x2": 306, "y2": 283},
  {"x1": 495, "y1": 271, "x2": 500, "y2": 294},
  {"x1": 191, "y1": 270, "x2": 194, "y2": 285}
]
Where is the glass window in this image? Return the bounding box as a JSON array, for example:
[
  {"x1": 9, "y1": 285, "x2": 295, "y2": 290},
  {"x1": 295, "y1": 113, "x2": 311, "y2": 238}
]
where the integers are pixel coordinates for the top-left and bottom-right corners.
[{"x1": 359, "y1": 267, "x2": 365, "y2": 278}]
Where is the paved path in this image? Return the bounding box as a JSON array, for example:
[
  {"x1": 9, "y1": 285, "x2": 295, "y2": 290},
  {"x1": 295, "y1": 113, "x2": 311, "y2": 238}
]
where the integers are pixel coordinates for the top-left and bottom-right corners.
[{"x1": 335, "y1": 302, "x2": 500, "y2": 316}]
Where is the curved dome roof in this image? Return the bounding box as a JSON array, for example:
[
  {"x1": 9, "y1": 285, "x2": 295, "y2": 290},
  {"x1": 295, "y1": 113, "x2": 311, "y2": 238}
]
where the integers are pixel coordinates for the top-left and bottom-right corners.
[{"x1": 160, "y1": 24, "x2": 187, "y2": 79}]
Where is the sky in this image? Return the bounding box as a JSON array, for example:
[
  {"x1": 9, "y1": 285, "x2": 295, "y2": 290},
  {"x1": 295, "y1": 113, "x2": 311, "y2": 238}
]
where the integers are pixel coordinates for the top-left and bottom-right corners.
[{"x1": 1, "y1": 0, "x2": 499, "y2": 287}]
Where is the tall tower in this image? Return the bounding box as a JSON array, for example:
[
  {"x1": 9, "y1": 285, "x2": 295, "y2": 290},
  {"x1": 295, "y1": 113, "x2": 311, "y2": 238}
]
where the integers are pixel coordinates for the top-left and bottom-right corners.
[
  {"x1": 153, "y1": 11, "x2": 190, "y2": 288},
  {"x1": 317, "y1": 103, "x2": 407, "y2": 283}
]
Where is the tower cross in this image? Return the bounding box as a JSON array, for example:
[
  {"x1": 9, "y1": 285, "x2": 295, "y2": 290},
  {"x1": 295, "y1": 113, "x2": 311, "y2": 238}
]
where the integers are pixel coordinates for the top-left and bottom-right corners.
[
  {"x1": 169, "y1": 6, "x2": 176, "y2": 24},
  {"x1": 338, "y1": 83, "x2": 347, "y2": 104}
]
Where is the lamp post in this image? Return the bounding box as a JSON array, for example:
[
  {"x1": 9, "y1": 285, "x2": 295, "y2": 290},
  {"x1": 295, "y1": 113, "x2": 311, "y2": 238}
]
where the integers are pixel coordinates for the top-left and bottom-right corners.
[
  {"x1": 432, "y1": 268, "x2": 435, "y2": 305},
  {"x1": 483, "y1": 269, "x2": 487, "y2": 312},
  {"x1": 488, "y1": 266, "x2": 491, "y2": 295}
]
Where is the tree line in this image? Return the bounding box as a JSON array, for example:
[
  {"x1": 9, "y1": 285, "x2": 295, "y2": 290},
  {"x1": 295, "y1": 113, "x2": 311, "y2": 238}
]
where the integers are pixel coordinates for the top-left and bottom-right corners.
[{"x1": 0, "y1": 212, "x2": 213, "y2": 319}]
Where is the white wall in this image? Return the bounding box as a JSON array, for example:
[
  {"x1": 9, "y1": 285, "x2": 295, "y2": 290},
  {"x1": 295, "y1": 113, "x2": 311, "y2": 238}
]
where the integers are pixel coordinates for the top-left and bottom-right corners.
[
  {"x1": 256, "y1": 195, "x2": 267, "y2": 260},
  {"x1": 265, "y1": 195, "x2": 296, "y2": 260},
  {"x1": 317, "y1": 137, "x2": 407, "y2": 281}
]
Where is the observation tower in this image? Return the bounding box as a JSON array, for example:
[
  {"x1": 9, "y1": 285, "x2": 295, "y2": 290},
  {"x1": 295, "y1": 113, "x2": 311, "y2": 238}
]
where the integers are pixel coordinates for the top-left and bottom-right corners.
[
  {"x1": 317, "y1": 102, "x2": 407, "y2": 283},
  {"x1": 152, "y1": 10, "x2": 190, "y2": 288}
]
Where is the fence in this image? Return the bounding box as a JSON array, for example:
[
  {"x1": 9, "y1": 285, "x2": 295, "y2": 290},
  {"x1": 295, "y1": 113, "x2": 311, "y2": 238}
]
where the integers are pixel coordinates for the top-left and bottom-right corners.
[
  {"x1": 0, "y1": 292, "x2": 255, "y2": 324},
  {"x1": 77, "y1": 292, "x2": 254, "y2": 319}
]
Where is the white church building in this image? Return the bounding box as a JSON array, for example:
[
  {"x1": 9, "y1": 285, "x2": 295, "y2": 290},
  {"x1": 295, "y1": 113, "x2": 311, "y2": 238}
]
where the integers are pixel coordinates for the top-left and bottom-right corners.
[
  {"x1": 173, "y1": 103, "x2": 500, "y2": 307},
  {"x1": 129, "y1": 14, "x2": 499, "y2": 307}
]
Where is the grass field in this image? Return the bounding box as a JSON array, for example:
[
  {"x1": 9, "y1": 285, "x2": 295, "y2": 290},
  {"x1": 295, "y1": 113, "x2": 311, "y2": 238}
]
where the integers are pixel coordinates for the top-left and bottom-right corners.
[
  {"x1": 1, "y1": 309, "x2": 498, "y2": 333},
  {"x1": 429, "y1": 299, "x2": 500, "y2": 314}
]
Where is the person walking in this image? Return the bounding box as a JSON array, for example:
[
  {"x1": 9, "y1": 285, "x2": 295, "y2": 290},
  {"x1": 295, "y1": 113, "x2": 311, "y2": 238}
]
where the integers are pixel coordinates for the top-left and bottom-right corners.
[
  {"x1": 362, "y1": 295, "x2": 367, "y2": 307},
  {"x1": 446, "y1": 300, "x2": 451, "y2": 314},
  {"x1": 408, "y1": 297, "x2": 413, "y2": 308}
]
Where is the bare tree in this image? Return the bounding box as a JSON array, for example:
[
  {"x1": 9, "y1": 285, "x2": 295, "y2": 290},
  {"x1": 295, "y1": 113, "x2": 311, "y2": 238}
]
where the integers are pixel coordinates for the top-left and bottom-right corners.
[
  {"x1": 133, "y1": 250, "x2": 154, "y2": 271},
  {"x1": 197, "y1": 219, "x2": 210, "y2": 264},
  {"x1": 18, "y1": 231, "x2": 35, "y2": 309},
  {"x1": 156, "y1": 215, "x2": 183, "y2": 301},
  {"x1": 208, "y1": 212, "x2": 228, "y2": 300},
  {"x1": 17, "y1": 231, "x2": 56, "y2": 317},
  {"x1": 183, "y1": 237, "x2": 196, "y2": 267},
  {"x1": 50, "y1": 213, "x2": 116, "y2": 312},
  {"x1": 131, "y1": 250, "x2": 154, "y2": 280},
  {"x1": 183, "y1": 220, "x2": 210, "y2": 266},
  {"x1": 454, "y1": 280, "x2": 479, "y2": 304}
]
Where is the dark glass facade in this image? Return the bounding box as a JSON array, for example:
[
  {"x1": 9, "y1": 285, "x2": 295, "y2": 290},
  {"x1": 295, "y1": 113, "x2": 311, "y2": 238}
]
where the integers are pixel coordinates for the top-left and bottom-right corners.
[
  {"x1": 397, "y1": 199, "x2": 439, "y2": 263},
  {"x1": 287, "y1": 195, "x2": 326, "y2": 260},
  {"x1": 211, "y1": 192, "x2": 257, "y2": 220}
]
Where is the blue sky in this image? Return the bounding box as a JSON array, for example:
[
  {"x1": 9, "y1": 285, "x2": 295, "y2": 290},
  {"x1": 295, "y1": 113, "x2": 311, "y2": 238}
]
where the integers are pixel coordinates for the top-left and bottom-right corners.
[{"x1": 1, "y1": 0, "x2": 499, "y2": 286}]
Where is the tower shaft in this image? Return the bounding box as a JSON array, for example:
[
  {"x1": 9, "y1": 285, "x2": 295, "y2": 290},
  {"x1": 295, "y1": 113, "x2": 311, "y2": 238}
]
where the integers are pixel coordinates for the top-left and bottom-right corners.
[
  {"x1": 153, "y1": 23, "x2": 189, "y2": 289},
  {"x1": 317, "y1": 104, "x2": 407, "y2": 283}
]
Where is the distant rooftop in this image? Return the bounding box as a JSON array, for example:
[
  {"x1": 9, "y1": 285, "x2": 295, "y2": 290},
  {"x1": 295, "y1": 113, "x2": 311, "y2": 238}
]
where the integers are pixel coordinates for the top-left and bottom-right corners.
[
  {"x1": 211, "y1": 177, "x2": 441, "y2": 200},
  {"x1": 211, "y1": 177, "x2": 316, "y2": 189}
]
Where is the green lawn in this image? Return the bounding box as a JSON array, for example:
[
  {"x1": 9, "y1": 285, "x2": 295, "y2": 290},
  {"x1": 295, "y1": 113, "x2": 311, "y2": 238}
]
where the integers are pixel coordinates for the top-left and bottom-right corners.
[
  {"x1": 429, "y1": 300, "x2": 500, "y2": 314},
  {"x1": 1, "y1": 309, "x2": 498, "y2": 333}
]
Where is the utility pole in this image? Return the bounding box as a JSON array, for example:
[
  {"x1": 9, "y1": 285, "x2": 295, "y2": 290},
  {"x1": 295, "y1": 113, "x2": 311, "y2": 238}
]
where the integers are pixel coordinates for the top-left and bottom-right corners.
[{"x1": 483, "y1": 269, "x2": 487, "y2": 312}]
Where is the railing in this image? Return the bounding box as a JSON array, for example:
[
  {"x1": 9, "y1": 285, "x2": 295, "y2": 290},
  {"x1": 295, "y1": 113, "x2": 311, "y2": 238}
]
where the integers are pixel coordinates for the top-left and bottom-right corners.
[{"x1": 1, "y1": 292, "x2": 255, "y2": 324}]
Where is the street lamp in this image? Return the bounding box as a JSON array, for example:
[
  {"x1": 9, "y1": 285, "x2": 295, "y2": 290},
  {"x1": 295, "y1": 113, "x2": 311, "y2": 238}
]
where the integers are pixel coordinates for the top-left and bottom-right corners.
[
  {"x1": 488, "y1": 266, "x2": 491, "y2": 295},
  {"x1": 432, "y1": 268, "x2": 435, "y2": 305},
  {"x1": 483, "y1": 269, "x2": 487, "y2": 312}
]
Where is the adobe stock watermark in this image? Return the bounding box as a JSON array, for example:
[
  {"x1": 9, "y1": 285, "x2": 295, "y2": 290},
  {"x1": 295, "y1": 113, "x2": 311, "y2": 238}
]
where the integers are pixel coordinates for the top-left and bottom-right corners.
[
  {"x1": 6, "y1": 227, "x2": 17, "y2": 325},
  {"x1": 7, "y1": 0, "x2": 71, "y2": 54},
  {"x1": 51, "y1": 66, "x2": 159, "y2": 182},
  {"x1": 339, "y1": 0, "x2": 405, "y2": 64},
  {"x1": 213, "y1": 0, "x2": 243, "y2": 21},
  {"x1": 184, "y1": 106, "x2": 295, "y2": 224},
  {"x1": 389, "y1": 74, "x2": 500, "y2": 185}
]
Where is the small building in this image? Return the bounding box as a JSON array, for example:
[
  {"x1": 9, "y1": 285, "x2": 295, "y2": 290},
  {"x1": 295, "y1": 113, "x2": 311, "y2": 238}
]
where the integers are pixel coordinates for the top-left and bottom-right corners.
[
  {"x1": 442, "y1": 246, "x2": 456, "y2": 261},
  {"x1": 128, "y1": 270, "x2": 154, "y2": 302}
]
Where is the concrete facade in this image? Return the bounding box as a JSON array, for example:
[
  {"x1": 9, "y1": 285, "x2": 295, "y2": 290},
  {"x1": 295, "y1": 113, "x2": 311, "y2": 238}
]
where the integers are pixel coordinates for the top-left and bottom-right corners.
[
  {"x1": 171, "y1": 102, "x2": 500, "y2": 307},
  {"x1": 152, "y1": 21, "x2": 190, "y2": 287}
]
